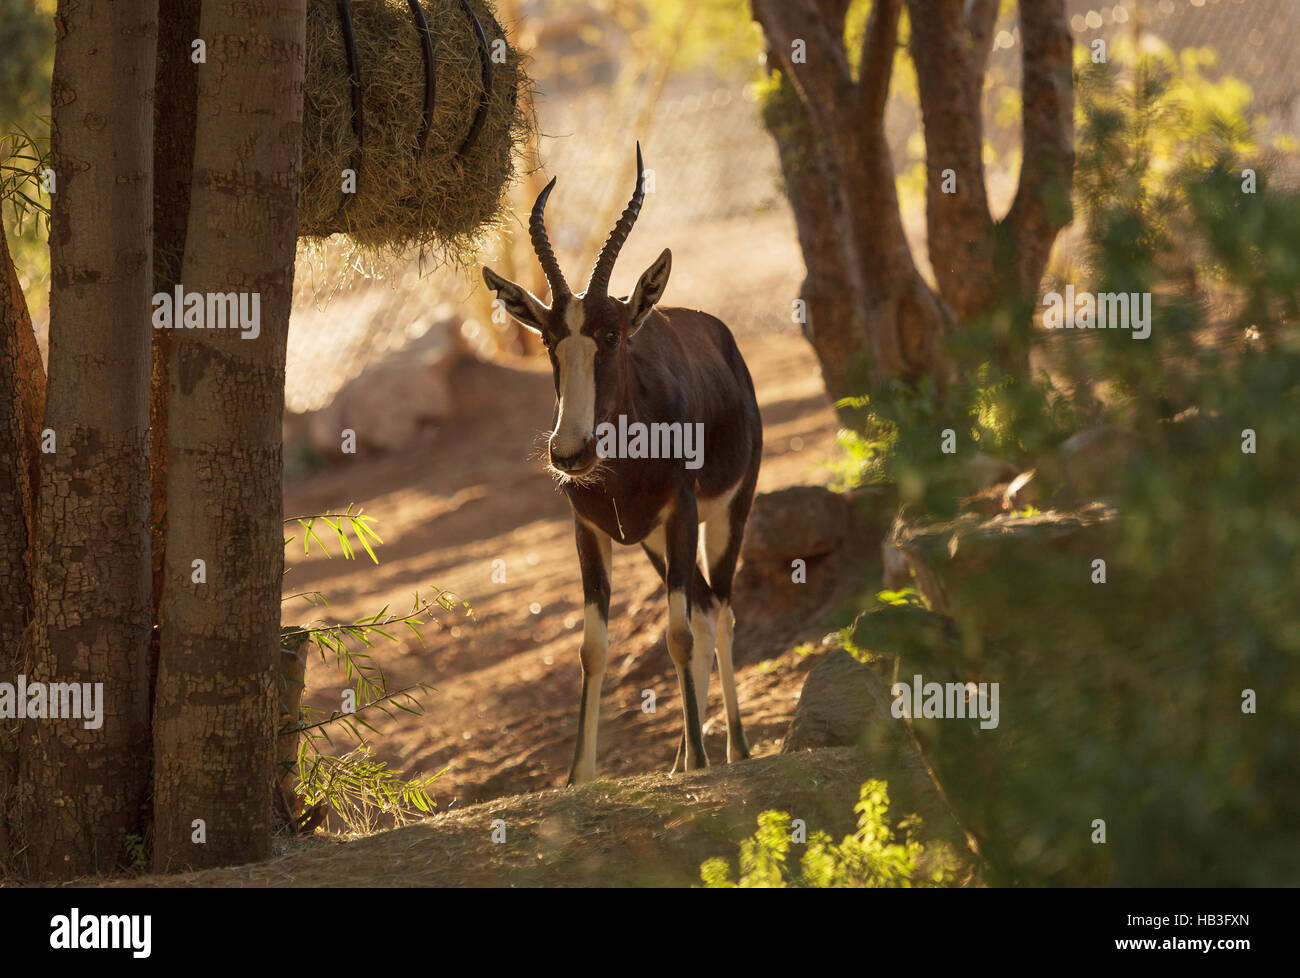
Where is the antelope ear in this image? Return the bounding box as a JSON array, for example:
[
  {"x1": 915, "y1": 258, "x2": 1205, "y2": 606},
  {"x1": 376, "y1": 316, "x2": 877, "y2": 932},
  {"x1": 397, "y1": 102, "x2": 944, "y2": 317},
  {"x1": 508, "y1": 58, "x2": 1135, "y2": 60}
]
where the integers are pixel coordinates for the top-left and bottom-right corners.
[
  {"x1": 626, "y1": 248, "x2": 671, "y2": 334},
  {"x1": 482, "y1": 266, "x2": 548, "y2": 335}
]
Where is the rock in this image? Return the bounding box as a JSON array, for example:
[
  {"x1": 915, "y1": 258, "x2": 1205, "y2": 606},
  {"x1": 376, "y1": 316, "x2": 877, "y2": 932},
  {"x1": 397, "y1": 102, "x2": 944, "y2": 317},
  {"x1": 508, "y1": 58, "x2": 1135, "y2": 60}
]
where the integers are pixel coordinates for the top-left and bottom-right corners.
[
  {"x1": 741, "y1": 485, "x2": 850, "y2": 564},
  {"x1": 846, "y1": 604, "x2": 964, "y2": 664},
  {"x1": 889, "y1": 503, "x2": 1119, "y2": 628},
  {"x1": 288, "y1": 317, "x2": 460, "y2": 459},
  {"x1": 780, "y1": 649, "x2": 956, "y2": 838},
  {"x1": 782, "y1": 649, "x2": 900, "y2": 753}
]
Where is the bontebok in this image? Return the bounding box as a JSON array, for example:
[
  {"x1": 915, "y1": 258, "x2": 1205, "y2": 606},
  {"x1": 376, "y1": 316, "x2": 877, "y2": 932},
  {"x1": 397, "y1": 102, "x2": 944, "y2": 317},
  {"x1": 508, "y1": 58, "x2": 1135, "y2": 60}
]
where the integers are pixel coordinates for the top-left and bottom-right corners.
[{"x1": 482, "y1": 145, "x2": 763, "y2": 784}]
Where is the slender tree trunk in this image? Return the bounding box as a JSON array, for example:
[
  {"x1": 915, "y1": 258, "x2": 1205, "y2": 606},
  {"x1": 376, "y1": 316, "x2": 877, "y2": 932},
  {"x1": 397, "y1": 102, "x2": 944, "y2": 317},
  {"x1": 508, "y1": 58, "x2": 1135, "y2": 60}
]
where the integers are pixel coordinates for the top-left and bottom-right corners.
[
  {"x1": 0, "y1": 229, "x2": 46, "y2": 863},
  {"x1": 152, "y1": 0, "x2": 306, "y2": 873},
  {"x1": 751, "y1": 0, "x2": 1073, "y2": 402},
  {"x1": 761, "y1": 73, "x2": 869, "y2": 404},
  {"x1": 15, "y1": 0, "x2": 157, "y2": 880},
  {"x1": 146, "y1": 0, "x2": 201, "y2": 829},
  {"x1": 754, "y1": 0, "x2": 954, "y2": 405}
]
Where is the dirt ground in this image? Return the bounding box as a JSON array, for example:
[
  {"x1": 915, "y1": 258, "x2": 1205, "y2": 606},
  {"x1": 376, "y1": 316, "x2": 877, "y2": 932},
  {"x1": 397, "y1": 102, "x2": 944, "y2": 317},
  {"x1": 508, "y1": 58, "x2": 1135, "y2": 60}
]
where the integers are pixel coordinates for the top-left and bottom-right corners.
[
  {"x1": 99, "y1": 745, "x2": 972, "y2": 888},
  {"x1": 67, "y1": 327, "x2": 926, "y2": 889},
  {"x1": 280, "y1": 330, "x2": 861, "y2": 819}
]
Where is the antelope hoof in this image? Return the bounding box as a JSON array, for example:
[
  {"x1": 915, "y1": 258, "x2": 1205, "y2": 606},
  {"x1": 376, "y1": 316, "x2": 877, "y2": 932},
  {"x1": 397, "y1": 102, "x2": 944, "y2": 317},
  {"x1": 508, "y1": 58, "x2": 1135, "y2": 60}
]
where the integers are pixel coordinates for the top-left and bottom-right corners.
[
  {"x1": 727, "y1": 737, "x2": 751, "y2": 763},
  {"x1": 671, "y1": 733, "x2": 711, "y2": 773},
  {"x1": 567, "y1": 767, "x2": 594, "y2": 787}
]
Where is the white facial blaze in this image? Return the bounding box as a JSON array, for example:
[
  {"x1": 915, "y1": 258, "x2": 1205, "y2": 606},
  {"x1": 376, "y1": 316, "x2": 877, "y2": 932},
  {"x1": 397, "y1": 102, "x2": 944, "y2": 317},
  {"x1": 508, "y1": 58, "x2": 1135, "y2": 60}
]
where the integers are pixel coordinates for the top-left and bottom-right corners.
[{"x1": 552, "y1": 302, "x2": 596, "y2": 459}]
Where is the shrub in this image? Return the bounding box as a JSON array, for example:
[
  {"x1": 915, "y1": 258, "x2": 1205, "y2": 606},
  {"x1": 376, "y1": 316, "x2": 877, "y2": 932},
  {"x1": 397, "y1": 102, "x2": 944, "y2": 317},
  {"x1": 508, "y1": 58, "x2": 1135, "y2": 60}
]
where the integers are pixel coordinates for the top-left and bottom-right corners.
[
  {"x1": 837, "y1": 41, "x2": 1300, "y2": 886},
  {"x1": 700, "y1": 779, "x2": 957, "y2": 888}
]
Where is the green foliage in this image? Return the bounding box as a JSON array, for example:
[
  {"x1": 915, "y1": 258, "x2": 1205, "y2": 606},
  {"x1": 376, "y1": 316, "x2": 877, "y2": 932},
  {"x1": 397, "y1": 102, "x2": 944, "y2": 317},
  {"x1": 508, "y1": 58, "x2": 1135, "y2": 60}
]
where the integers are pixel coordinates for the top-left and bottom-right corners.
[
  {"x1": 755, "y1": 68, "x2": 816, "y2": 202},
  {"x1": 700, "y1": 780, "x2": 956, "y2": 887},
  {"x1": 633, "y1": 0, "x2": 761, "y2": 74},
  {"x1": 0, "y1": 122, "x2": 50, "y2": 235},
  {"x1": 0, "y1": 1, "x2": 53, "y2": 139},
  {"x1": 1, "y1": 0, "x2": 54, "y2": 315},
  {"x1": 875, "y1": 587, "x2": 924, "y2": 608},
  {"x1": 286, "y1": 503, "x2": 384, "y2": 564},
  {"x1": 296, "y1": 744, "x2": 446, "y2": 837},
  {"x1": 841, "y1": 43, "x2": 1300, "y2": 886},
  {"x1": 826, "y1": 394, "x2": 898, "y2": 489},
  {"x1": 281, "y1": 506, "x2": 473, "y2": 835},
  {"x1": 123, "y1": 833, "x2": 148, "y2": 871},
  {"x1": 283, "y1": 438, "x2": 327, "y2": 482},
  {"x1": 832, "y1": 371, "x2": 1074, "y2": 516},
  {"x1": 550, "y1": 0, "x2": 759, "y2": 82}
]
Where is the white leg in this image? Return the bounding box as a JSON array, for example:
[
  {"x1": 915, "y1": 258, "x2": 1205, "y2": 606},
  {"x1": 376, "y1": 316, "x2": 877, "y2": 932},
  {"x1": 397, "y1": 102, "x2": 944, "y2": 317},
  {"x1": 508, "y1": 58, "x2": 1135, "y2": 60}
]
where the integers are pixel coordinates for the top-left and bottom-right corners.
[
  {"x1": 569, "y1": 603, "x2": 609, "y2": 784},
  {"x1": 714, "y1": 600, "x2": 748, "y2": 760},
  {"x1": 568, "y1": 520, "x2": 611, "y2": 785},
  {"x1": 703, "y1": 513, "x2": 750, "y2": 762},
  {"x1": 665, "y1": 588, "x2": 707, "y2": 770},
  {"x1": 690, "y1": 597, "x2": 717, "y2": 729}
]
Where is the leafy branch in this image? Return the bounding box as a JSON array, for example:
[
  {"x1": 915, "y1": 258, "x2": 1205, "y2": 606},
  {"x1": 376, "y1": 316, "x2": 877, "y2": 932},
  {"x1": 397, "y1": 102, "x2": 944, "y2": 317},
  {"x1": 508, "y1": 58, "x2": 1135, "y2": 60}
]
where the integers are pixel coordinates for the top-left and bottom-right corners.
[
  {"x1": 284, "y1": 502, "x2": 383, "y2": 564},
  {"x1": 296, "y1": 744, "x2": 447, "y2": 836},
  {"x1": 285, "y1": 587, "x2": 472, "y2": 716},
  {"x1": 278, "y1": 505, "x2": 474, "y2": 835},
  {"x1": 292, "y1": 680, "x2": 434, "y2": 742},
  {"x1": 0, "y1": 121, "x2": 51, "y2": 233}
]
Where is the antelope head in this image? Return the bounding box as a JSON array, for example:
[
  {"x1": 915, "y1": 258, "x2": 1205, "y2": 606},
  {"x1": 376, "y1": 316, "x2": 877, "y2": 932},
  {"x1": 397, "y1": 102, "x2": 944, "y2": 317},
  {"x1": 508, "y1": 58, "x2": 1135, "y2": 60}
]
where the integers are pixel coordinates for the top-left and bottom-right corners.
[{"x1": 482, "y1": 144, "x2": 673, "y2": 479}]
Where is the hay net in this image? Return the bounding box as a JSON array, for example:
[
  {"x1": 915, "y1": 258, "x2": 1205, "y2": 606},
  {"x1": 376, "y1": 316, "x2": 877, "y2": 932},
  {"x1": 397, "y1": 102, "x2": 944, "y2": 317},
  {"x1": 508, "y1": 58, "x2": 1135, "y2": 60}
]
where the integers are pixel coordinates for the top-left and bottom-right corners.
[{"x1": 301, "y1": 0, "x2": 529, "y2": 263}]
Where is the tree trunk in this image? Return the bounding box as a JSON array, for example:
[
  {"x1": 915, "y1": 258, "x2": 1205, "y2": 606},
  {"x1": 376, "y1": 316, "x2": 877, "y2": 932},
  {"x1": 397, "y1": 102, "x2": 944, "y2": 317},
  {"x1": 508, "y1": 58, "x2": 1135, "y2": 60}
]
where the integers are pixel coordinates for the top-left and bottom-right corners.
[
  {"x1": 753, "y1": 0, "x2": 954, "y2": 409},
  {"x1": 0, "y1": 228, "x2": 46, "y2": 861},
  {"x1": 750, "y1": 0, "x2": 1073, "y2": 403},
  {"x1": 761, "y1": 73, "x2": 869, "y2": 405},
  {"x1": 152, "y1": 0, "x2": 306, "y2": 873},
  {"x1": 14, "y1": 0, "x2": 157, "y2": 880},
  {"x1": 146, "y1": 0, "x2": 201, "y2": 820}
]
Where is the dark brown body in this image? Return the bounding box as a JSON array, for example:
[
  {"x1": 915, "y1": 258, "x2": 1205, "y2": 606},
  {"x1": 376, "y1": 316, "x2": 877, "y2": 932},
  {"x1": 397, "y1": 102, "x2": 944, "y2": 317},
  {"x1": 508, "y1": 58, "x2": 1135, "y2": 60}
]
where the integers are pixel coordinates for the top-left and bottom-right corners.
[
  {"x1": 559, "y1": 305, "x2": 762, "y2": 782},
  {"x1": 480, "y1": 144, "x2": 762, "y2": 783},
  {"x1": 561, "y1": 306, "x2": 762, "y2": 547}
]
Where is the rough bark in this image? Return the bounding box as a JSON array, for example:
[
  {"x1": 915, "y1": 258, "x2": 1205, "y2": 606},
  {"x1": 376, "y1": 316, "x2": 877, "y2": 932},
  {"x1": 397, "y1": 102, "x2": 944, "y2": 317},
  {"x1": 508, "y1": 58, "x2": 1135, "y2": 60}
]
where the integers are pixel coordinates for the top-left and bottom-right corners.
[
  {"x1": 753, "y1": 0, "x2": 954, "y2": 404},
  {"x1": 750, "y1": 0, "x2": 1074, "y2": 402},
  {"x1": 1003, "y1": 0, "x2": 1075, "y2": 298},
  {"x1": 909, "y1": 0, "x2": 998, "y2": 318},
  {"x1": 15, "y1": 0, "x2": 157, "y2": 880},
  {"x1": 152, "y1": 0, "x2": 305, "y2": 873},
  {"x1": 761, "y1": 74, "x2": 866, "y2": 403},
  {"x1": 147, "y1": 0, "x2": 201, "y2": 776},
  {"x1": 0, "y1": 228, "x2": 46, "y2": 862},
  {"x1": 273, "y1": 626, "x2": 309, "y2": 830}
]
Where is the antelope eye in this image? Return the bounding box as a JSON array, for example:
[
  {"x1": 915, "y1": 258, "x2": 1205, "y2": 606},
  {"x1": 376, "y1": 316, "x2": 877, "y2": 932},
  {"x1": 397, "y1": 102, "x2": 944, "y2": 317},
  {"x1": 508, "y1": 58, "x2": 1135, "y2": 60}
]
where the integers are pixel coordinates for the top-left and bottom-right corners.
[
  {"x1": 541, "y1": 334, "x2": 553, "y2": 349},
  {"x1": 604, "y1": 329, "x2": 619, "y2": 346}
]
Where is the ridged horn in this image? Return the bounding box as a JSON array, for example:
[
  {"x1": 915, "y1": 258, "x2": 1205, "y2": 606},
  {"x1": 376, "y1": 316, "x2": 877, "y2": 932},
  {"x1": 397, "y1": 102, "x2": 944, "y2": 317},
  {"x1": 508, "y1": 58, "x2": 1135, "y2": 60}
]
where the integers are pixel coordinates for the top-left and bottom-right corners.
[
  {"x1": 530, "y1": 176, "x2": 569, "y2": 301},
  {"x1": 586, "y1": 143, "x2": 645, "y2": 299}
]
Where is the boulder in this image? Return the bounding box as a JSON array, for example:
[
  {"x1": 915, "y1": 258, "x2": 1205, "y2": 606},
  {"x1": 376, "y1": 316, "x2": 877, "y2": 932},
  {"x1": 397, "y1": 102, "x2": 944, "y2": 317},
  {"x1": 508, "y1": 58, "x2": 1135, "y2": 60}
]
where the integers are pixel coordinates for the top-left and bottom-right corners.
[
  {"x1": 741, "y1": 485, "x2": 850, "y2": 564},
  {"x1": 889, "y1": 503, "x2": 1119, "y2": 629},
  {"x1": 781, "y1": 648, "x2": 958, "y2": 840},
  {"x1": 287, "y1": 316, "x2": 460, "y2": 459},
  {"x1": 781, "y1": 649, "x2": 900, "y2": 754}
]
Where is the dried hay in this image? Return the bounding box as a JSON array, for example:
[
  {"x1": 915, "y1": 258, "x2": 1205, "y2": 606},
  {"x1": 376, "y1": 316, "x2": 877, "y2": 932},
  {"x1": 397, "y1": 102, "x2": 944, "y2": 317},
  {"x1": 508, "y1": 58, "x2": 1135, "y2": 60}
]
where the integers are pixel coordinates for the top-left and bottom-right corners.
[{"x1": 300, "y1": 0, "x2": 529, "y2": 263}]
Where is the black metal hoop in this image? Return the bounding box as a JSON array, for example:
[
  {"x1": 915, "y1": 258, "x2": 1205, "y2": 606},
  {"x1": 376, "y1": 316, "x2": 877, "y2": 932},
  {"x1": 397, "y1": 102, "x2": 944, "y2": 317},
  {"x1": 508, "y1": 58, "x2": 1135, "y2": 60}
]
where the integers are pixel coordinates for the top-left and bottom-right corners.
[
  {"x1": 337, "y1": 0, "x2": 364, "y2": 198},
  {"x1": 408, "y1": 0, "x2": 437, "y2": 157},
  {"x1": 456, "y1": 0, "x2": 494, "y2": 160}
]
